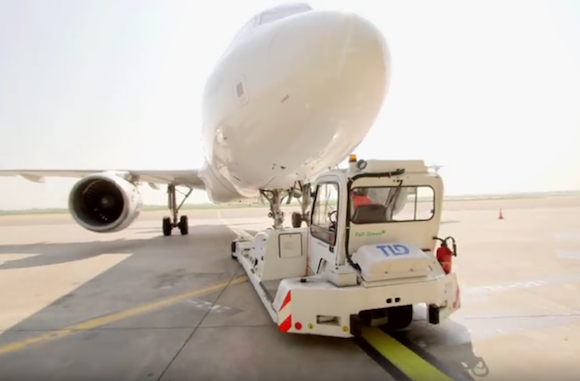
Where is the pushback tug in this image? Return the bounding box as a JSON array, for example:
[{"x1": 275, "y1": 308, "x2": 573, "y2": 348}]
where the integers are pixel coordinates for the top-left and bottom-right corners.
[{"x1": 231, "y1": 156, "x2": 461, "y2": 338}]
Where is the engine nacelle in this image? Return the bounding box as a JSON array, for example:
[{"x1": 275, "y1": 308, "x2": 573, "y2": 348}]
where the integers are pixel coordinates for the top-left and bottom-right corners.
[{"x1": 68, "y1": 172, "x2": 143, "y2": 233}]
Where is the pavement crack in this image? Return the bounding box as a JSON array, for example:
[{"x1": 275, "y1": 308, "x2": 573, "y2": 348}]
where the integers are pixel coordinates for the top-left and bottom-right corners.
[{"x1": 155, "y1": 272, "x2": 240, "y2": 381}]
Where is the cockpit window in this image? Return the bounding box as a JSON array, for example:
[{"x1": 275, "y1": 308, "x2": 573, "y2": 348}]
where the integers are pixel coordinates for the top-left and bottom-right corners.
[
  {"x1": 224, "y1": 3, "x2": 312, "y2": 53},
  {"x1": 258, "y1": 3, "x2": 312, "y2": 25},
  {"x1": 230, "y1": 17, "x2": 258, "y2": 46}
]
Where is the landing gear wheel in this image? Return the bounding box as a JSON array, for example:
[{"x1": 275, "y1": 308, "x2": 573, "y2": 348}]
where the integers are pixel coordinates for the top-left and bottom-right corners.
[
  {"x1": 163, "y1": 184, "x2": 193, "y2": 237},
  {"x1": 178, "y1": 215, "x2": 189, "y2": 235},
  {"x1": 385, "y1": 305, "x2": 414, "y2": 331},
  {"x1": 162, "y1": 217, "x2": 172, "y2": 236},
  {"x1": 291, "y1": 211, "x2": 302, "y2": 228}
]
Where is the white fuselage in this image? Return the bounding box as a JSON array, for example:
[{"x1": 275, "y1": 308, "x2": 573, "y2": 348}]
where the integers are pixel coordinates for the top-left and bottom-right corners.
[
  {"x1": 0, "y1": 4, "x2": 391, "y2": 235},
  {"x1": 197, "y1": 6, "x2": 391, "y2": 203}
]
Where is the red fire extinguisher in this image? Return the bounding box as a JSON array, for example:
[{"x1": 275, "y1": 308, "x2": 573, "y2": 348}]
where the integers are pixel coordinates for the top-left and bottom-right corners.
[{"x1": 434, "y1": 236, "x2": 457, "y2": 274}]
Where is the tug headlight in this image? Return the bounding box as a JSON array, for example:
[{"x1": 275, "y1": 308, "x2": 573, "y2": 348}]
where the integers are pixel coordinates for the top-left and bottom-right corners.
[{"x1": 356, "y1": 159, "x2": 368, "y2": 170}]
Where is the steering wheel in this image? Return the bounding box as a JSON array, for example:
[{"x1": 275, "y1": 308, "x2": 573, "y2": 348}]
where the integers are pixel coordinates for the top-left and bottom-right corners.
[{"x1": 328, "y1": 210, "x2": 337, "y2": 224}]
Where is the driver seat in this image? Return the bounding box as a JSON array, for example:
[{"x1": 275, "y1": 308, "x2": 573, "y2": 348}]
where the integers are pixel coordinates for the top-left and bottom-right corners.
[{"x1": 351, "y1": 204, "x2": 388, "y2": 224}]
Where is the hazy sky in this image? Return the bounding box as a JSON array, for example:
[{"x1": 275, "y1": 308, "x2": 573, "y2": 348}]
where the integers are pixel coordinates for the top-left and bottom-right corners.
[{"x1": 0, "y1": 0, "x2": 579, "y2": 210}]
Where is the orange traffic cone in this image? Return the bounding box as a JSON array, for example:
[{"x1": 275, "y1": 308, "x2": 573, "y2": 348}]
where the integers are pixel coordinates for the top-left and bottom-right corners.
[{"x1": 498, "y1": 208, "x2": 504, "y2": 220}]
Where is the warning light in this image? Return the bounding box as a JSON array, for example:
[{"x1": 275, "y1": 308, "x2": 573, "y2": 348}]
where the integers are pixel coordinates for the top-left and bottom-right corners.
[
  {"x1": 294, "y1": 322, "x2": 303, "y2": 330},
  {"x1": 348, "y1": 154, "x2": 357, "y2": 163}
]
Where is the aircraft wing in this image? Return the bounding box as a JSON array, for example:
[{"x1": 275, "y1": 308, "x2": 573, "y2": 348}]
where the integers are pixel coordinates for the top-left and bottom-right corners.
[{"x1": 0, "y1": 169, "x2": 206, "y2": 190}]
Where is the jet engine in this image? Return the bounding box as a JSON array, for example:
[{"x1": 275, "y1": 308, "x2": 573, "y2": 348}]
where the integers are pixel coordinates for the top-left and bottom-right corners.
[{"x1": 68, "y1": 172, "x2": 143, "y2": 233}]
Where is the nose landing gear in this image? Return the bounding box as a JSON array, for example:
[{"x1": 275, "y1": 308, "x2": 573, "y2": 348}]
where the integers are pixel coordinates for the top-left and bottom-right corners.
[
  {"x1": 261, "y1": 182, "x2": 312, "y2": 230},
  {"x1": 260, "y1": 189, "x2": 289, "y2": 230},
  {"x1": 291, "y1": 183, "x2": 312, "y2": 228}
]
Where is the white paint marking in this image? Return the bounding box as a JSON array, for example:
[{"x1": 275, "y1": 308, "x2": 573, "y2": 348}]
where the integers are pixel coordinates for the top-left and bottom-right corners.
[
  {"x1": 217, "y1": 210, "x2": 254, "y2": 240},
  {"x1": 464, "y1": 274, "x2": 580, "y2": 296},
  {"x1": 553, "y1": 233, "x2": 580, "y2": 241},
  {"x1": 556, "y1": 250, "x2": 580, "y2": 260},
  {"x1": 184, "y1": 298, "x2": 233, "y2": 314}
]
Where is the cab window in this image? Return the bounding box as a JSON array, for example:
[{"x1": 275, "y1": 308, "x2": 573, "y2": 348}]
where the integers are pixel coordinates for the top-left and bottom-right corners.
[
  {"x1": 350, "y1": 185, "x2": 435, "y2": 224},
  {"x1": 310, "y1": 183, "x2": 339, "y2": 244}
]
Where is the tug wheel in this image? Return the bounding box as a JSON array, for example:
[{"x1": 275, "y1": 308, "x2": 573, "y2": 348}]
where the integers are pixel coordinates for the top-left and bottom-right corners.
[
  {"x1": 291, "y1": 212, "x2": 302, "y2": 228},
  {"x1": 385, "y1": 305, "x2": 413, "y2": 331},
  {"x1": 230, "y1": 241, "x2": 237, "y2": 259}
]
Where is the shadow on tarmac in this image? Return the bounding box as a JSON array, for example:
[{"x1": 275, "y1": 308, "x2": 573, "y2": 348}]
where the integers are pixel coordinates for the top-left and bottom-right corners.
[
  {"x1": 0, "y1": 225, "x2": 258, "y2": 270},
  {"x1": 395, "y1": 307, "x2": 491, "y2": 381},
  {"x1": 0, "y1": 221, "x2": 488, "y2": 380}
]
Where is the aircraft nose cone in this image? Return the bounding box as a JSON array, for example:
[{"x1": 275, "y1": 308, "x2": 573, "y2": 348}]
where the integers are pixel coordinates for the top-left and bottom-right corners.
[
  {"x1": 262, "y1": 11, "x2": 391, "y2": 174},
  {"x1": 315, "y1": 11, "x2": 390, "y2": 85}
]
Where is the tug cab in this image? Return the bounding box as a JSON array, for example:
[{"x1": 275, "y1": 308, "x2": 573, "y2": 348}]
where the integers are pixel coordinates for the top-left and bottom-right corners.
[{"x1": 232, "y1": 157, "x2": 461, "y2": 337}]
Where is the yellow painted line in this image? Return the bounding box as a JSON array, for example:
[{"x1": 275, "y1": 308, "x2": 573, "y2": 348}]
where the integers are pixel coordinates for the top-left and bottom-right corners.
[
  {"x1": 0, "y1": 275, "x2": 248, "y2": 357},
  {"x1": 360, "y1": 326, "x2": 455, "y2": 381}
]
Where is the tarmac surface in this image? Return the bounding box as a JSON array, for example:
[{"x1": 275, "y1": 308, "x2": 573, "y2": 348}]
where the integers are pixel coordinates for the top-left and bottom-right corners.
[{"x1": 0, "y1": 196, "x2": 579, "y2": 380}]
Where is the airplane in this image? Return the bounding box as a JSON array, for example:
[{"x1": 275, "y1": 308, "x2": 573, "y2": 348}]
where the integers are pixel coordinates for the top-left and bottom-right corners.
[{"x1": 0, "y1": 2, "x2": 391, "y2": 236}]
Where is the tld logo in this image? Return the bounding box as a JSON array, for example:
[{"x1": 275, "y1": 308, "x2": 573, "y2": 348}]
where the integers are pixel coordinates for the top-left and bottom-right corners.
[{"x1": 376, "y1": 244, "x2": 410, "y2": 256}]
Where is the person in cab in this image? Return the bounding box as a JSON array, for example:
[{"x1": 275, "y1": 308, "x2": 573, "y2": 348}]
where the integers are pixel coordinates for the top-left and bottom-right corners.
[{"x1": 350, "y1": 188, "x2": 373, "y2": 210}]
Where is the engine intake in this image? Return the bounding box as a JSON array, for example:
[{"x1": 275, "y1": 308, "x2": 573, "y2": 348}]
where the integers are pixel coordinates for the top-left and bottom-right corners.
[{"x1": 68, "y1": 173, "x2": 143, "y2": 233}]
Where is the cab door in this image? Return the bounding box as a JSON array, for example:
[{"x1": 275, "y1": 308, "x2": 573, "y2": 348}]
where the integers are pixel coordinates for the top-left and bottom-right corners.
[{"x1": 307, "y1": 181, "x2": 341, "y2": 275}]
